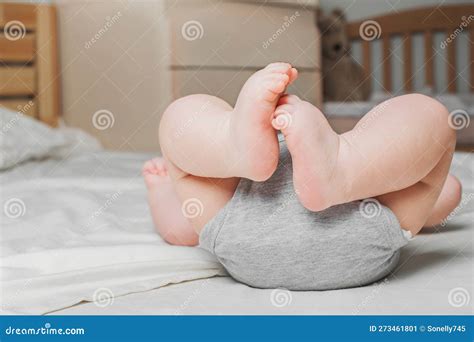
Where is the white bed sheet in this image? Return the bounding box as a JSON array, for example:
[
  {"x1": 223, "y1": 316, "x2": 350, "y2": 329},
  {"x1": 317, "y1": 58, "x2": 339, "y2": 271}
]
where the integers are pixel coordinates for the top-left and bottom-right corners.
[
  {"x1": 56, "y1": 152, "x2": 473, "y2": 315},
  {"x1": 0, "y1": 151, "x2": 225, "y2": 315},
  {"x1": 1, "y1": 148, "x2": 472, "y2": 315}
]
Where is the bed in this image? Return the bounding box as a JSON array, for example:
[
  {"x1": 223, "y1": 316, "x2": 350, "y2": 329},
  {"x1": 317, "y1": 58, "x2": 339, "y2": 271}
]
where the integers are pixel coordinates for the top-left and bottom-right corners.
[
  {"x1": 1, "y1": 3, "x2": 473, "y2": 315},
  {"x1": 325, "y1": 4, "x2": 474, "y2": 148},
  {"x1": 1, "y1": 142, "x2": 470, "y2": 316}
]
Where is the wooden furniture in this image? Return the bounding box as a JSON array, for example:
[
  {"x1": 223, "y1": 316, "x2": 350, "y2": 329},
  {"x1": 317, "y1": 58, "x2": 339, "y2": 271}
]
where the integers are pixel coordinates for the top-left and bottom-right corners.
[
  {"x1": 327, "y1": 4, "x2": 474, "y2": 150},
  {"x1": 0, "y1": 3, "x2": 60, "y2": 126},
  {"x1": 345, "y1": 4, "x2": 474, "y2": 94},
  {"x1": 167, "y1": 1, "x2": 322, "y2": 107}
]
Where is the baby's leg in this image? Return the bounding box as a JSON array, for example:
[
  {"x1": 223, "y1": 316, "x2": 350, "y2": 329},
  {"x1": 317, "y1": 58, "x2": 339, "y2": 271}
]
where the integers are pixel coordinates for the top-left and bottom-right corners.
[
  {"x1": 275, "y1": 94, "x2": 456, "y2": 235},
  {"x1": 421, "y1": 174, "x2": 462, "y2": 227},
  {"x1": 160, "y1": 63, "x2": 297, "y2": 231},
  {"x1": 143, "y1": 158, "x2": 198, "y2": 246}
]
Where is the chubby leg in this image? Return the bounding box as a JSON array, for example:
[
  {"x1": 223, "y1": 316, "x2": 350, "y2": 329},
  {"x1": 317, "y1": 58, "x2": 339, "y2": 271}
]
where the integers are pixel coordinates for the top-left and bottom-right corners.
[
  {"x1": 375, "y1": 143, "x2": 454, "y2": 234},
  {"x1": 159, "y1": 63, "x2": 297, "y2": 232},
  {"x1": 275, "y1": 94, "x2": 457, "y2": 235},
  {"x1": 423, "y1": 174, "x2": 462, "y2": 227},
  {"x1": 142, "y1": 158, "x2": 198, "y2": 246},
  {"x1": 159, "y1": 63, "x2": 297, "y2": 181}
]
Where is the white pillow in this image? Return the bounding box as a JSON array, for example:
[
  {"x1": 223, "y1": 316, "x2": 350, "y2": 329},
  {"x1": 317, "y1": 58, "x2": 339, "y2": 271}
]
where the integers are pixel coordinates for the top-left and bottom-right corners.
[{"x1": 0, "y1": 106, "x2": 100, "y2": 170}]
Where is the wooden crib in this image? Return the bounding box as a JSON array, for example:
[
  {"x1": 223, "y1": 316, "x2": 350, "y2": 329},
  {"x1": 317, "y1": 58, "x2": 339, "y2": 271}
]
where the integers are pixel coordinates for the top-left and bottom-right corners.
[
  {"x1": 328, "y1": 4, "x2": 474, "y2": 149},
  {"x1": 345, "y1": 4, "x2": 474, "y2": 94},
  {"x1": 0, "y1": 3, "x2": 60, "y2": 126}
]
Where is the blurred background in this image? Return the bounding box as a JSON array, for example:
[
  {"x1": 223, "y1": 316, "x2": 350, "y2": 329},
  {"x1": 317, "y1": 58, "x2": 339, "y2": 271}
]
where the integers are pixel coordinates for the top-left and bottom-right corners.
[
  {"x1": 2, "y1": 0, "x2": 473, "y2": 151},
  {"x1": 1, "y1": 0, "x2": 473, "y2": 316}
]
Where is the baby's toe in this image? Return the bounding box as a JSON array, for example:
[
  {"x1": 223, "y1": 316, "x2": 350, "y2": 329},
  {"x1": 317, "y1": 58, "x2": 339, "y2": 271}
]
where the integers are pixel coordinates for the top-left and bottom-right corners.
[
  {"x1": 263, "y1": 62, "x2": 293, "y2": 80},
  {"x1": 266, "y1": 73, "x2": 290, "y2": 93},
  {"x1": 142, "y1": 160, "x2": 157, "y2": 175},
  {"x1": 288, "y1": 67, "x2": 298, "y2": 84},
  {"x1": 150, "y1": 158, "x2": 168, "y2": 175},
  {"x1": 278, "y1": 94, "x2": 301, "y2": 105},
  {"x1": 265, "y1": 62, "x2": 291, "y2": 72}
]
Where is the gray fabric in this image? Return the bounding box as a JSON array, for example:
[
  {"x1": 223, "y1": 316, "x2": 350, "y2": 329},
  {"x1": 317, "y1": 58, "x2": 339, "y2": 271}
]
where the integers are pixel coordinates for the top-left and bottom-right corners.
[{"x1": 200, "y1": 139, "x2": 409, "y2": 291}]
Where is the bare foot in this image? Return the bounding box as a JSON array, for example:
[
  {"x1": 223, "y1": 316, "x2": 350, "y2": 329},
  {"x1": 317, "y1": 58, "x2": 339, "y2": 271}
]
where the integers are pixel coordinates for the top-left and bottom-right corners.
[
  {"x1": 273, "y1": 95, "x2": 340, "y2": 211},
  {"x1": 142, "y1": 157, "x2": 170, "y2": 189},
  {"x1": 142, "y1": 157, "x2": 199, "y2": 246},
  {"x1": 232, "y1": 62, "x2": 298, "y2": 181}
]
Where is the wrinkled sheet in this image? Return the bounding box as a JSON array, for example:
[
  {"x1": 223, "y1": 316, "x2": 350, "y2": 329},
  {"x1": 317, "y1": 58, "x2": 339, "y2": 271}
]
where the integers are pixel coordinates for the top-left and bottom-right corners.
[
  {"x1": 0, "y1": 151, "x2": 225, "y2": 314},
  {"x1": 57, "y1": 153, "x2": 473, "y2": 315}
]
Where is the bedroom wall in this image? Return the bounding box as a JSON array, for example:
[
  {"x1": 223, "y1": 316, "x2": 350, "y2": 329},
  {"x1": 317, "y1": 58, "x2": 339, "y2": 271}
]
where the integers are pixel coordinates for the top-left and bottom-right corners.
[
  {"x1": 52, "y1": 0, "x2": 172, "y2": 153},
  {"x1": 319, "y1": 0, "x2": 472, "y2": 94},
  {"x1": 52, "y1": 0, "x2": 321, "y2": 152}
]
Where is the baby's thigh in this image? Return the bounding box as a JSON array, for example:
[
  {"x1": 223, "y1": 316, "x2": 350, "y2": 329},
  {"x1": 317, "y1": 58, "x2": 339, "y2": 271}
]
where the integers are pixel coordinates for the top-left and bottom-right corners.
[
  {"x1": 377, "y1": 144, "x2": 454, "y2": 235},
  {"x1": 172, "y1": 173, "x2": 240, "y2": 234},
  {"x1": 160, "y1": 94, "x2": 232, "y2": 141}
]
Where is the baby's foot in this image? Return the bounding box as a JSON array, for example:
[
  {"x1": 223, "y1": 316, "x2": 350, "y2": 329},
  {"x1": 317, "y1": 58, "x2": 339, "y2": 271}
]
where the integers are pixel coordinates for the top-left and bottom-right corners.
[
  {"x1": 273, "y1": 95, "x2": 340, "y2": 211},
  {"x1": 142, "y1": 157, "x2": 170, "y2": 189},
  {"x1": 231, "y1": 62, "x2": 298, "y2": 181}
]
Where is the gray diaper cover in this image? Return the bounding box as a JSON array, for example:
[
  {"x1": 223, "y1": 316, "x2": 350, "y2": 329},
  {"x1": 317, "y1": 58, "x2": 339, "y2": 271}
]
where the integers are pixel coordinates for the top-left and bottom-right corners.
[{"x1": 199, "y1": 137, "x2": 410, "y2": 290}]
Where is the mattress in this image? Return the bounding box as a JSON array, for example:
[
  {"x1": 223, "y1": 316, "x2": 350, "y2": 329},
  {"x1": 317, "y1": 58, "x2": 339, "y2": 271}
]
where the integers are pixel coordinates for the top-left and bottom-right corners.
[
  {"x1": 57, "y1": 153, "x2": 474, "y2": 314},
  {"x1": 0, "y1": 150, "x2": 225, "y2": 315},
  {"x1": 2, "y1": 147, "x2": 473, "y2": 315}
]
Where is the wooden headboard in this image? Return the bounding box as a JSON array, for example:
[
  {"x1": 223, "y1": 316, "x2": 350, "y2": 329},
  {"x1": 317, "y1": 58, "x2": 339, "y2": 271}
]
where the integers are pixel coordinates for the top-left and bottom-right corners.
[
  {"x1": 346, "y1": 4, "x2": 474, "y2": 94},
  {"x1": 0, "y1": 3, "x2": 60, "y2": 126}
]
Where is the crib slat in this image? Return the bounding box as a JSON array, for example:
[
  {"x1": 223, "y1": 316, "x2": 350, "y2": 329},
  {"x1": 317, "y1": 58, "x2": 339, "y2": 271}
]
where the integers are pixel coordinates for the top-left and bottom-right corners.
[
  {"x1": 362, "y1": 40, "x2": 372, "y2": 90},
  {"x1": 0, "y1": 66, "x2": 36, "y2": 96},
  {"x1": 424, "y1": 30, "x2": 434, "y2": 90},
  {"x1": 447, "y1": 29, "x2": 457, "y2": 93},
  {"x1": 382, "y1": 35, "x2": 392, "y2": 92},
  {"x1": 470, "y1": 28, "x2": 474, "y2": 93},
  {"x1": 403, "y1": 33, "x2": 412, "y2": 92},
  {"x1": 36, "y1": 5, "x2": 60, "y2": 127}
]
